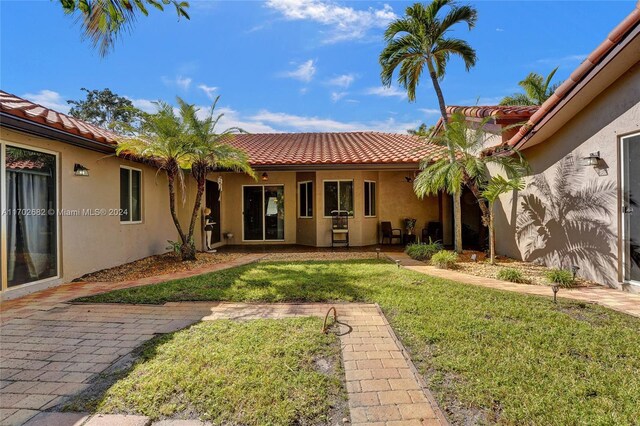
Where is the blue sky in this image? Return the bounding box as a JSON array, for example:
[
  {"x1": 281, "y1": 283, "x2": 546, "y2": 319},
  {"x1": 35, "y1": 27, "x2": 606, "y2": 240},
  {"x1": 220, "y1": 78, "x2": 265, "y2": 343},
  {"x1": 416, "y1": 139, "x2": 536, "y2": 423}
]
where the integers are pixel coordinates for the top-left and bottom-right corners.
[{"x1": 0, "y1": 0, "x2": 635, "y2": 133}]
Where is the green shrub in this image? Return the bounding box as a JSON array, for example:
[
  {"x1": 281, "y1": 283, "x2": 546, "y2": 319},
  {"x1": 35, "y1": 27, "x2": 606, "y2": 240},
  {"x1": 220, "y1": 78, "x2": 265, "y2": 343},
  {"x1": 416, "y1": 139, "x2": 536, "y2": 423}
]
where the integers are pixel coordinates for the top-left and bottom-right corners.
[
  {"x1": 545, "y1": 268, "x2": 575, "y2": 287},
  {"x1": 405, "y1": 240, "x2": 443, "y2": 261},
  {"x1": 496, "y1": 267, "x2": 529, "y2": 283},
  {"x1": 431, "y1": 250, "x2": 458, "y2": 269}
]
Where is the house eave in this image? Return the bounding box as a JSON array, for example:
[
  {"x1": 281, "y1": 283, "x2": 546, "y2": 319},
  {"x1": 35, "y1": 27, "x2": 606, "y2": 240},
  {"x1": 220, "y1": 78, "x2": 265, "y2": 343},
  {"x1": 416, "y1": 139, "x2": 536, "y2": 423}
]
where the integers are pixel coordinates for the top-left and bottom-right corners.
[
  {"x1": 0, "y1": 112, "x2": 116, "y2": 154},
  {"x1": 248, "y1": 162, "x2": 421, "y2": 171}
]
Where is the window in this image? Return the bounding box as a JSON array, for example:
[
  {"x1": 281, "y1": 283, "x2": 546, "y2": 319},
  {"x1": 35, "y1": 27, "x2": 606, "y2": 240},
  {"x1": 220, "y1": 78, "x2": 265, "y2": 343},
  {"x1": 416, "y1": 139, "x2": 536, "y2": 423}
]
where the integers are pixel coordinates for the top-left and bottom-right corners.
[
  {"x1": 120, "y1": 167, "x2": 142, "y2": 223},
  {"x1": 298, "y1": 181, "x2": 313, "y2": 218},
  {"x1": 324, "y1": 180, "x2": 353, "y2": 217},
  {"x1": 364, "y1": 181, "x2": 376, "y2": 217}
]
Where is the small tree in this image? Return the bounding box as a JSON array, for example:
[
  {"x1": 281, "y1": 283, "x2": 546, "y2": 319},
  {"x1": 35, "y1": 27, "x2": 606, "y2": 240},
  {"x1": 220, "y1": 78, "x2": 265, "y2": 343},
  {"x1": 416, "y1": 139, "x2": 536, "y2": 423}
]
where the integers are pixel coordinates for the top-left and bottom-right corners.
[
  {"x1": 68, "y1": 88, "x2": 144, "y2": 133},
  {"x1": 117, "y1": 97, "x2": 254, "y2": 261},
  {"x1": 482, "y1": 175, "x2": 524, "y2": 264}
]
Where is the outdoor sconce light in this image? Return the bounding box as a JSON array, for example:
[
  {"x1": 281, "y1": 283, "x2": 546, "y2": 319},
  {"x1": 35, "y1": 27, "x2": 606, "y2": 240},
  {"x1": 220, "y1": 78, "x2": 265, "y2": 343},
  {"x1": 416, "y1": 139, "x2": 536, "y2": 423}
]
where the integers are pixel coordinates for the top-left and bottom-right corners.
[
  {"x1": 551, "y1": 284, "x2": 560, "y2": 304},
  {"x1": 584, "y1": 151, "x2": 601, "y2": 167},
  {"x1": 405, "y1": 176, "x2": 413, "y2": 183},
  {"x1": 261, "y1": 172, "x2": 269, "y2": 181},
  {"x1": 376, "y1": 248, "x2": 381, "y2": 259},
  {"x1": 74, "y1": 163, "x2": 89, "y2": 176},
  {"x1": 396, "y1": 259, "x2": 401, "y2": 269},
  {"x1": 571, "y1": 265, "x2": 580, "y2": 279}
]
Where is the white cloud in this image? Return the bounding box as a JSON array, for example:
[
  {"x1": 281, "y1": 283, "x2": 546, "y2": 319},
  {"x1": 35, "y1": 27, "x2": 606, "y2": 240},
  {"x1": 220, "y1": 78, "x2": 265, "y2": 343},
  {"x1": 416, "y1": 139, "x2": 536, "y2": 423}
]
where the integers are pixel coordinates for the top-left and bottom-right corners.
[
  {"x1": 23, "y1": 90, "x2": 69, "y2": 113},
  {"x1": 214, "y1": 107, "x2": 278, "y2": 133},
  {"x1": 265, "y1": 0, "x2": 397, "y2": 43},
  {"x1": 328, "y1": 73, "x2": 355, "y2": 88},
  {"x1": 198, "y1": 84, "x2": 218, "y2": 100},
  {"x1": 331, "y1": 91, "x2": 348, "y2": 102},
  {"x1": 282, "y1": 59, "x2": 316, "y2": 82},
  {"x1": 364, "y1": 86, "x2": 407, "y2": 99},
  {"x1": 162, "y1": 75, "x2": 192, "y2": 90},
  {"x1": 250, "y1": 109, "x2": 417, "y2": 133},
  {"x1": 496, "y1": 27, "x2": 505, "y2": 32},
  {"x1": 128, "y1": 98, "x2": 159, "y2": 113},
  {"x1": 535, "y1": 54, "x2": 587, "y2": 66},
  {"x1": 419, "y1": 108, "x2": 440, "y2": 116}
]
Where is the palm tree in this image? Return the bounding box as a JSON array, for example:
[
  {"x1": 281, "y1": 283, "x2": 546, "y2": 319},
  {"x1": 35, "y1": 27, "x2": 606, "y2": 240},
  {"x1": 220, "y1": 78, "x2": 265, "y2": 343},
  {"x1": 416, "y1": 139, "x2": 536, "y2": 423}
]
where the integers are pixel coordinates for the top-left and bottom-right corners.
[
  {"x1": 516, "y1": 154, "x2": 617, "y2": 282},
  {"x1": 414, "y1": 113, "x2": 527, "y2": 250},
  {"x1": 59, "y1": 0, "x2": 190, "y2": 56},
  {"x1": 408, "y1": 123, "x2": 435, "y2": 137},
  {"x1": 500, "y1": 67, "x2": 559, "y2": 106},
  {"x1": 379, "y1": 0, "x2": 478, "y2": 252},
  {"x1": 117, "y1": 97, "x2": 254, "y2": 261},
  {"x1": 178, "y1": 97, "x2": 255, "y2": 259},
  {"x1": 482, "y1": 175, "x2": 524, "y2": 264}
]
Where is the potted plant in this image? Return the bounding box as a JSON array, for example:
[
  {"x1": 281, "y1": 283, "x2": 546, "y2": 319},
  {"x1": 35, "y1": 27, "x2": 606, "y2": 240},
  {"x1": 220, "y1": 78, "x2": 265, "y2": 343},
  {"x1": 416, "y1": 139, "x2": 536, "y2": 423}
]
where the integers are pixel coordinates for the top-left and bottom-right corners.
[{"x1": 404, "y1": 218, "x2": 417, "y2": 235}]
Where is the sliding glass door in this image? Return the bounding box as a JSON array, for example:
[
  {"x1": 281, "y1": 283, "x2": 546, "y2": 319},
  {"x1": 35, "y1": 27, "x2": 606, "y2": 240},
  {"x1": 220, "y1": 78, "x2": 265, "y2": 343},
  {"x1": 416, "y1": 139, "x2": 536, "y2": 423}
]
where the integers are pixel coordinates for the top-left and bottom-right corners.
[
  {"x1": 622, "y1": 132, "x2": 640, "y2": 284},
  {"x1": 243, "y1": 185, "x2": 284, "y2": 241},
  {"x1": 1, "y1": 144, "x2": 58, "y2": 290}
]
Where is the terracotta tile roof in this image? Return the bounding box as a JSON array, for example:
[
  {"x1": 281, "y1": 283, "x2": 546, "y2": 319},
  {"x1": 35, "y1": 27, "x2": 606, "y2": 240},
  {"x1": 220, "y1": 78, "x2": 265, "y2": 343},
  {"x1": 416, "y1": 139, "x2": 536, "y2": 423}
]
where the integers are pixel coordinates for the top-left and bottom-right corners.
[
  {"x1": 226, "y1": 132, "x2": 447, "y2": 166},
  {"x1": 445, "y1": 105, "x2": 539, "y2": 120},
  {"x1": 5, "y1": 159, "x2": 46, "y2": 171},
  {"x1": 0, "y1": 90, "x2": 118, "y2": 146},
  {"x1": 507, "y1": 1, "x2": 640, "y2": 148}
]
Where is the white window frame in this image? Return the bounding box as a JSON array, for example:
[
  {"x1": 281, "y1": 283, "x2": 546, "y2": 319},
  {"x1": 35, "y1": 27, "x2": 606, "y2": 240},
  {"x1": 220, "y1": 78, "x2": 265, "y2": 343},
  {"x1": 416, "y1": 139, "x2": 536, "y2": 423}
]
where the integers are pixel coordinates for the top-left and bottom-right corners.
[
  {"x1": 120, "y1": 166, "x2": 143, "y2": 224},
  {"x1": 621, "y1": 131, "x2": 640, "y2": 286},
  {"x1": 241, "y1": 184, "x2": 285, "y2": 242},
  {"x1": 298, "y1": 181, "x2": 313, "y2": 218},
  {"x1": 322, "y1": 179, "x2": 354, "y2": 218},
  {"x1": 1, "y1": 141, "x2": 61, "y2": 292},
  {"x1": 364, "y1": 180, "x2": 377, "y2": 218}
]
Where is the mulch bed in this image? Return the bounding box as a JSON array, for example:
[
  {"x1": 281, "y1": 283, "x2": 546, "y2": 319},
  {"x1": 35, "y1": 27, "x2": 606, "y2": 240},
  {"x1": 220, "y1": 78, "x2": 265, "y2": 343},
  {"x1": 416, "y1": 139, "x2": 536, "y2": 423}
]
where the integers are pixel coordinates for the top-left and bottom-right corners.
[
  {"x1": 77, "y1": 251, "x2": 246, "y2": 282},
  {"x1": 452, "y1": 250, "x2": 597, "y2": 287}
]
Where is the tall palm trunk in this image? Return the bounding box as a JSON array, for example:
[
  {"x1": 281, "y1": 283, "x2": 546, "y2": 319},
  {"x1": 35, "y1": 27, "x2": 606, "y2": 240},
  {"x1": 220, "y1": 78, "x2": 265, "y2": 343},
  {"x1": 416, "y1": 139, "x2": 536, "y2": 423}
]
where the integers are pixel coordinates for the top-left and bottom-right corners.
[
  {"x1": 185, "y1": 163, "x2": 208, "y2": 260},
  {"x1": 428, "y1": 60, "x2": 463, "y2": 253},
  {"x1": 488, "y1": 201, "x2": 495, "y2": 264}
]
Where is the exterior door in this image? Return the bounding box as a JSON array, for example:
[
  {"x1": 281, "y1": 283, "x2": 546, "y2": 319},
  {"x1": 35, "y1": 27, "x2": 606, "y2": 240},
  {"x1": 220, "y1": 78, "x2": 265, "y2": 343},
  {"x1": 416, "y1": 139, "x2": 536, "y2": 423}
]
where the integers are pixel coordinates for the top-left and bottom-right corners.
[
  {"x1": 205, "y1": 180, "x2": 221, "y2": 245},
  {"x1": 243, "y1": 185, "x2": 284, "y2": 241},
  {"x1": 622, "y1": 132, "x2": 640, "y2": 285}
]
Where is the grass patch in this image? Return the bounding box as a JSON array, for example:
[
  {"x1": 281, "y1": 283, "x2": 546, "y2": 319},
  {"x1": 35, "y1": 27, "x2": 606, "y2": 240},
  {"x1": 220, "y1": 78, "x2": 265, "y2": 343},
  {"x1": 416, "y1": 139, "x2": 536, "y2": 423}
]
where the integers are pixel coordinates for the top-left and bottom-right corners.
[
  {"x1": 67, "y1": 318, "x2": 346, "y2": 425},
  {"x1": 405, "y1": 241, "x2": 442, "y2": 261},
  {"x1": 546, "y1": 268, "x2": 576, "y2": 287},
  {"x1": 77, "y1": 260, "x2": 640, "y2": 425}
]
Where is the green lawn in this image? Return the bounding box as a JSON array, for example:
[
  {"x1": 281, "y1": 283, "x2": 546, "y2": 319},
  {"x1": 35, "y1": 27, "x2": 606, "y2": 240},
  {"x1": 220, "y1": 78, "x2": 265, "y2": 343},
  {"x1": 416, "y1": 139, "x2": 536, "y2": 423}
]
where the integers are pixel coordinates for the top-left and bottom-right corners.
[
  {"x1": 69, "y1": 318, "x2": 346, "y2": 425},
  {"x1": 78, "y1": 259, "x2": 640, "y2": 425}
]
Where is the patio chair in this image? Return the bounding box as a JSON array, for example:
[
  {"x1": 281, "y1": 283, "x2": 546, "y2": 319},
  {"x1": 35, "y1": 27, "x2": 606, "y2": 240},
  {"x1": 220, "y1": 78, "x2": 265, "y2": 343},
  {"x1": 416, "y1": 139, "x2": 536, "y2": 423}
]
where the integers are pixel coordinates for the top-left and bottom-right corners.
[
  {"x1": 331, "y1": 210, "x2": 349, "y2": 247},
  {"x1": 380, "y1": 221, "x2": 402, "y2": 245},
  {"x1": 422, "y1": 222, "x2": 442, "y2": 243}
]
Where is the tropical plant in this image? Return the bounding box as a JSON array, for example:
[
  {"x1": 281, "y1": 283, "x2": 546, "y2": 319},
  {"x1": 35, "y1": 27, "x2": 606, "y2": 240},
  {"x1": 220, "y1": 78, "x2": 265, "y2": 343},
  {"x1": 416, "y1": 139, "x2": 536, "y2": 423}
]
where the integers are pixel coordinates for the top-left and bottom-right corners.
[
  {"x1": 68, "y1": 88, "x2": 144, "y2": 133},
  {"x1": 500, "y1": 67, "x2": 559, "y2": 106},
  {"x1": 59, "y1": 0, "x2": 190, "y2": 56},
  {"x1": 431, "y1": 250, "x2": 458, "y2": 269},
  {"x1": 405, "y1": 240, "x2": 443, "y2": 261},
  {"x1": 482, "y1": 175, "x2": 525, "y2": 264},
  {"x1": 496, "y1": 267, "x2": 528, "y2": 283},
  {"x1": 408, "y1": 123, "x2": 435, "y2": 137},
  {"x1": 380, "y1": 0, "x2": 478, "y2": 253},
  {"x1": 117, "y1": 97, "x2": 254, "y2": 261},
  {"x1": 414, "y1": 112, "x2": 528, "y2": 251},
  {"x1": 545, "y1": 268, "x2": 575, "y2": 288},
  {"x1": 178, "y1": 97, "x2": 255, "y2": 259},
  {"x1": 516, "y1": 154, "x2": 617, "y2": 283}
]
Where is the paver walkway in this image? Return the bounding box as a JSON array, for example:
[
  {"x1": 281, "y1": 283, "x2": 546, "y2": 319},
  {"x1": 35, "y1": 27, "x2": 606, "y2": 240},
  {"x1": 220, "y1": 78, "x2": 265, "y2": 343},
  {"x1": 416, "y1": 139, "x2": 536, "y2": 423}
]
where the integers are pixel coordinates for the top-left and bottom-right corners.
[
  {"x1": 202, "y1": 302, "x2": 446, "y2": 426},
  {"x1": 387, "y1": 252, "x2": 640, "y2": 318},
  {"x1": 0, "y1": 254, "x2": 266, "y2": 322}
]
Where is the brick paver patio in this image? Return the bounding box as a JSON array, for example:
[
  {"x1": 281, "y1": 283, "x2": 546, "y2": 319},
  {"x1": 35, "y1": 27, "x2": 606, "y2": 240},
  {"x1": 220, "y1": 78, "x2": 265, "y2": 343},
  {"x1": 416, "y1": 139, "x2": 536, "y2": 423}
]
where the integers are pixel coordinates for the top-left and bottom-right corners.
[{"x1": 386, "y1": 252, "x2": 640, "y2": 318}]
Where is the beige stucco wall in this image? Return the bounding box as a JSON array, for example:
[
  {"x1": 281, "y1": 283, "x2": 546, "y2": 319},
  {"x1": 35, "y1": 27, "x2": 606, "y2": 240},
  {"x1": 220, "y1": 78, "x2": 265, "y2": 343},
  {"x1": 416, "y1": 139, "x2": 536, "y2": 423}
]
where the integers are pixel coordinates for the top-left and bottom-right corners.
[
  {"x1": 1, "y1": 128, "x2": 198, "y2": 297},
  {"x1": 492, "y1": 62, "x2": 640, "y2": 290},
  {"x1": 216, "y1": 171, "x2": 296, "y2": 245}
]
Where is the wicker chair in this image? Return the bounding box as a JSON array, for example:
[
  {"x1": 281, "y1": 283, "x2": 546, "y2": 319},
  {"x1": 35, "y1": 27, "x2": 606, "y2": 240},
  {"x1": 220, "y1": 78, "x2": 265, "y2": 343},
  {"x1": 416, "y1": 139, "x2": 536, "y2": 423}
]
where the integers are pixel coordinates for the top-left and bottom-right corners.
[{"x1": 331, "y1": 211, "x2": 349, "y2": 247}]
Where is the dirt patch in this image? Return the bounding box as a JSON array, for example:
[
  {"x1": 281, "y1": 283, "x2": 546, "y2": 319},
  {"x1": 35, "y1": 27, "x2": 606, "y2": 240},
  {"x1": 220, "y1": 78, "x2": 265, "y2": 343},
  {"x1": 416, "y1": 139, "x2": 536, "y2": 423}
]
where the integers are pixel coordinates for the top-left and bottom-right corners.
[
  {"x1": 452, "y1": 251, "x2": 598, "y2": 288},
  {"x1": 76, "y1": 251, "x2": 246, "y2": 282}
]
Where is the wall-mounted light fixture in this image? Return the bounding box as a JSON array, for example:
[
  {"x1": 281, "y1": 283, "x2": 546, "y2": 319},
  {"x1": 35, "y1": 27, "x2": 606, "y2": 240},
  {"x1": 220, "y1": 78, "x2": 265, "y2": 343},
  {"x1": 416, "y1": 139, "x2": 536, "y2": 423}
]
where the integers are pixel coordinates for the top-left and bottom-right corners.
[
  {"x1": 74, "y1": 163, "x2": 89, "y2": 176},
  {"x1": 405, "y1": 176, "x2": 413, "y2": 183},
  {"x1": 261, "y1": 172, "x2": 269, "y2": 181},
  {"x1": 584, "y1": 151, "x2": 601, "y2": 167}
]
